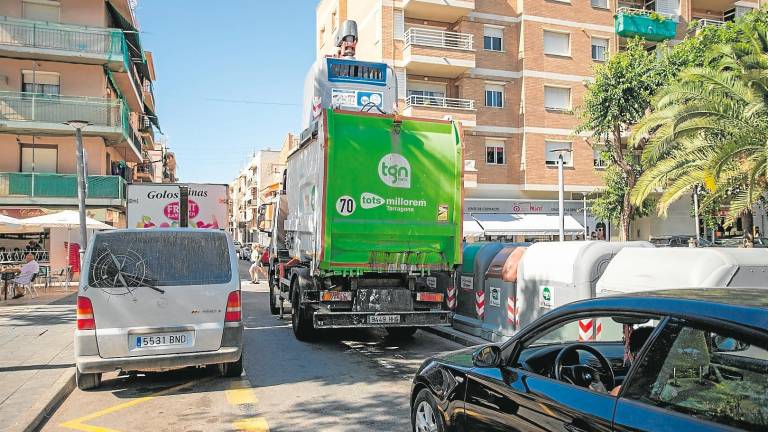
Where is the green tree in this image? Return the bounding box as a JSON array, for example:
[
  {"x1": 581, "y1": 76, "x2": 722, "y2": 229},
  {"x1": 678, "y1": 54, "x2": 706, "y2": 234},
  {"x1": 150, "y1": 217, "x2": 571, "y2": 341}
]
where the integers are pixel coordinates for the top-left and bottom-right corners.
[
  {"x1": 631, "y1": 18, "x2": 768, "y2": 246},
  {"x1": 577, "y1": 40, "x2": 671, "y2": 240}
]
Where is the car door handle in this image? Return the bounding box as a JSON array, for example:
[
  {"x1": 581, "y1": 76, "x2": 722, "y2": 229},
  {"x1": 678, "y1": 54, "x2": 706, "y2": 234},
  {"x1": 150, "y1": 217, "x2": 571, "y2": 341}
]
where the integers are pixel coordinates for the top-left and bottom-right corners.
[{"x1": 564, "y1": 423, "x2": 588, "y2": 432}]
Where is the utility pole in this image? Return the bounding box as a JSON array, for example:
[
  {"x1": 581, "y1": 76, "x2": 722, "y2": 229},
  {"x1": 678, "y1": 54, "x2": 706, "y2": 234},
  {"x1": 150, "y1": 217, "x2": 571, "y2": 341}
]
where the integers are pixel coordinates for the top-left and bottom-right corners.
[{"x1": 66, "y1": 121, "x2": 90, "y2": 262}]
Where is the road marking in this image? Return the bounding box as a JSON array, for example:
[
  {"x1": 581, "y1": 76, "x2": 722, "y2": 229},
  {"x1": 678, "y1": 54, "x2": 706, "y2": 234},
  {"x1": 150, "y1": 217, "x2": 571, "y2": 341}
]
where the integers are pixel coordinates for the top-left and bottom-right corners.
[
  {"x1": 59, "y1": 378, "x2": 210, "y2": 432},
  {"x1": 226, "y1": 379, "x2": 270, "y2": 432}
]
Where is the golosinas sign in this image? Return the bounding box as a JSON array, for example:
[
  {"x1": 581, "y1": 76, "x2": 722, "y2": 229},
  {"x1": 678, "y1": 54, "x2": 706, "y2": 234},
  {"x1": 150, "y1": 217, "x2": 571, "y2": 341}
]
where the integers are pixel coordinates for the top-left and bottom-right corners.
[{"x1": 127, "y1": 184, "x2": 227, "y2": 229}]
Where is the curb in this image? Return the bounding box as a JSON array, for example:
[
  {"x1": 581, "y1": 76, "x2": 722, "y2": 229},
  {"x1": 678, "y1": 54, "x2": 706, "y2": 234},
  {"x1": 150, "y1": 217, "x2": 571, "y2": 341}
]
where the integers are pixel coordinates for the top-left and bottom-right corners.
[
  {"x1": 422, "y1": 326, "x2": 487, "y2": 347},
  {"x1": 11, "y1": 368, "x2": 75, "y2": 432}
]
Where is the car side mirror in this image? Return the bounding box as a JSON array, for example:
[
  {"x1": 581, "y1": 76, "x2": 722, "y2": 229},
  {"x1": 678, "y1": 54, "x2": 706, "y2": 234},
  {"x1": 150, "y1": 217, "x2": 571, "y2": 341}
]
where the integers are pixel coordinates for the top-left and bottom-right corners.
[{"x1": 473, "y1": 344, "x2": 503, "y2": 368}]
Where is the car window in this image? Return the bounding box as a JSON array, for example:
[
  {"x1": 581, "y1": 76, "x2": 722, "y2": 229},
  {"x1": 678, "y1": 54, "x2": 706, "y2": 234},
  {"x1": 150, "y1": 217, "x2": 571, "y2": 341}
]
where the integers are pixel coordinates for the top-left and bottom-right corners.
[
  {"x1": 88, "y1": 231, "x2": 232, "y2": 287},
  {"x1": 532, "y1": 316, "x2": 657, "y2": 346},
  {"x1": 622, "y1": 321, "x2": 768, "y2": 431}
]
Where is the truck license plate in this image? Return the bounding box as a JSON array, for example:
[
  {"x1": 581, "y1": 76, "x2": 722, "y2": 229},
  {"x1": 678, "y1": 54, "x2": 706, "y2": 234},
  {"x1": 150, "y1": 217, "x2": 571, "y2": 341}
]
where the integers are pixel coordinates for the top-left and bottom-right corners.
[
  {"x1": 368, "y1": 315, "x2": 400, "y2": 324},
  {"x1": 134, "y1": 332, "x2": 190, "y2": 348}
]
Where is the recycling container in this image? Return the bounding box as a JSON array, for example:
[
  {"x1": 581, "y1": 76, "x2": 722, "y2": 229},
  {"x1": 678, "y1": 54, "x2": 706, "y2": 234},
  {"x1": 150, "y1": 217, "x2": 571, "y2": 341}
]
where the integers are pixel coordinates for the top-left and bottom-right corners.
[{"x1": 481, "y1": 246, "x2": 527, "y2": 342}]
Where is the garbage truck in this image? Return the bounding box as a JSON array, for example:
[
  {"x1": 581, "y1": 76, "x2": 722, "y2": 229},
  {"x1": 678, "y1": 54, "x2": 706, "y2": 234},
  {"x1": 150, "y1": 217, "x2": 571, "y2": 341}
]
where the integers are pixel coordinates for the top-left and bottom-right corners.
[{"x1": 257, "y1": 21, "x2": 463, "y2": 340}]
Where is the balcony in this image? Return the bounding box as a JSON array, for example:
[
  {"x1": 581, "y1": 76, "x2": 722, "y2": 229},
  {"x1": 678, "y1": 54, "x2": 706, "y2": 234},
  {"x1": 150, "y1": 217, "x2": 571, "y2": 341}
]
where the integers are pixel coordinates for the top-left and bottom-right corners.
[
  {"x1": 134, "y1": 161, "x2": 155, "y2": 182},
  {"x1": 0, "y1": 172, "x2": 126, "y2": 206},
  {"x1": 403, "y1": 28, "x2": 475, "y2": 78},
  {"x1": 0, "y1": 16, "x2": 126, "y2": 66},
  {"x1": 615, "y1": 8, "x2": 678, "y2": 41},
  {"x1": 0, "y1": 92, "x2": 142, "y2": 160},
  {"x1": 403, "y1": 94, "x2": 476, "y2": 127},
  {"x1": 402, "y1": 0, "x2": 474, "y2": 22}
]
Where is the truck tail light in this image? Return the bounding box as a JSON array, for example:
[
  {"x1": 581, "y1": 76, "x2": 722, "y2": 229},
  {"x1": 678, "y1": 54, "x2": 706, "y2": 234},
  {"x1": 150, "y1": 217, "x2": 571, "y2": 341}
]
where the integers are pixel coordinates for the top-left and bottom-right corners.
[
  {"x1": 225, "y1": 291, "x2": 241, "y2": 322},
  {"x1": 416, "y1": 292, "x2": 444, "y2": 303},
  {"x1": 320, "y1": 290, "x2": 353, "y2": 302},
  {"x1": 77, "y1": 296, "x2": 95, "y2": 330}
]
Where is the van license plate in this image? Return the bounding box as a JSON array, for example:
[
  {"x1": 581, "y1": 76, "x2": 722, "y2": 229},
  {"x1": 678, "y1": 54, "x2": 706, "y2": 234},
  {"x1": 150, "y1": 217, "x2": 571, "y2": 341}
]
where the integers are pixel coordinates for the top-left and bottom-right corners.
[
  {"x1": 368, "y1": 315, "x2": 400, "y2": 324},
  {"x1": 135, "y1": 333, "x2": 189, "y2": 348}
]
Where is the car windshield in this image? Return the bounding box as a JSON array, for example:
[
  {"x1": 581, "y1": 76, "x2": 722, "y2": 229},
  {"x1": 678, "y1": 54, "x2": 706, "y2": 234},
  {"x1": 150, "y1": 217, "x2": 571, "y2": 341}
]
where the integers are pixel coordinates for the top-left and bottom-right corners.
[{"x1": 87, "y1": 231, "x2": 231, "y2": 287}]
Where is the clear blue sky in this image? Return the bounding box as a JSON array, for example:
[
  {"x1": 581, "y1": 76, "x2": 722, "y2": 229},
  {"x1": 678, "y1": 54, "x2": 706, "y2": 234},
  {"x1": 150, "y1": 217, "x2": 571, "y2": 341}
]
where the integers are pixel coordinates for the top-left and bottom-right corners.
[{"x1": 135, "y1": 1, "x2": 317, "y2": 184}]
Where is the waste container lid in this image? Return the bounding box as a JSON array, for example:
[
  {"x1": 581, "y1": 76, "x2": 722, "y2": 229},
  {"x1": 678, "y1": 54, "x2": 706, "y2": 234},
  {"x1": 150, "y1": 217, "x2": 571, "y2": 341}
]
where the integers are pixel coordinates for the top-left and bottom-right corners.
[
  {"x1": 486, "y1": 246, "x2": 527, "y2": 281},
  {"x1": 461, "y1": 242, "x2": 488, "y2": 273}
]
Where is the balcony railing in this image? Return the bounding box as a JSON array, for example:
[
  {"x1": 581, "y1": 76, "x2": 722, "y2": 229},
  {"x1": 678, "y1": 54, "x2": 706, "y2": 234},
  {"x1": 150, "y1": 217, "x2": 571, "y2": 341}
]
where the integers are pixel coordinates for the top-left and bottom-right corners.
[
  {"x1": 0, "y1": 16, "x2": 124, "y2": 59},
  {"x1": 406, "y1": 95, "x2": 474, "y2": 110},
  {"x1": 0, "y1": 91, "x2": 141, "y2": 156},
  {"x1": 615, "y1": 8, "x2": 678, "y2": 41},
  {"x1": 0, "y1": 172, "x2": 126, "y2": 200},
  {"x1": 691, "y1": 18, "x2": 725, "y2": 33},
  {"x1": 404, "y1": 28, "x2": 473, "y2": 51}
]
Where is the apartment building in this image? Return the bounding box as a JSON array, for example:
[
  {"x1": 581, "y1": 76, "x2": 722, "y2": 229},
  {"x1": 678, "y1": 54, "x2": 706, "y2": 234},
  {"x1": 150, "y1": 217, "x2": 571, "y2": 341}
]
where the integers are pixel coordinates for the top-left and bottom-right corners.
[
  {"x1": 315, "y1": 0, "x2": 765, "y2": 240},
  {"x1": 0, "y1": 0, "x2": 162, "y2": 227},
  {"x1": 228, "y1": 149, "x2": 281, "y2": 244}
]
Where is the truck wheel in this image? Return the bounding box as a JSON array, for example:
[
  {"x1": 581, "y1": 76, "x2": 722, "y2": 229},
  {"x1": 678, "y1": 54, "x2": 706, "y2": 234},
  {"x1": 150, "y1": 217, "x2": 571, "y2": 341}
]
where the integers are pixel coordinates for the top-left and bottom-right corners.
[
  {"x1": 219, "y1": 353, "x2": 244, "y2": 378},
  {"x1": 386, "y1": 327, "x2": 417, "y2": 339},
  {"x1": 76, "y1": 369, "x2": 101, "y2": 390},
  {"x1": 269, "y1": 282, "x2": 279, "y2": 315},
  {"x1": 291, "y1": 286, "x2": 315, "y2": 341}
]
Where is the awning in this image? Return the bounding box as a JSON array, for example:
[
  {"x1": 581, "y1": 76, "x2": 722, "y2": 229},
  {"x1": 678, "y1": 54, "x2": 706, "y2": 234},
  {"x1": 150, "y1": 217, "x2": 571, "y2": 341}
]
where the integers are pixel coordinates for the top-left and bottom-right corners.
[
  {"x1": 469, "y1": 213, "x2": 584, "y2": 236},
  {"x1": 144, "y1": 104, "x2": 161, "y2": 131},
  {"x1": 106, "y1": 1, "x2": 149, "y2": 80},
  {"x1": 463, "y1": 218, "x2": 484, "y2": 237}
]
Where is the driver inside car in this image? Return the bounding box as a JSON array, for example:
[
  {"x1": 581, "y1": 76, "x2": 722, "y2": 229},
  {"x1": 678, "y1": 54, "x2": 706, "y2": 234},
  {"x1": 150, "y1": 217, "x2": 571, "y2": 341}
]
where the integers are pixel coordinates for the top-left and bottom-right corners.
[{"x1": 610, "y1": 326, "x2": 654, "y2": 396}]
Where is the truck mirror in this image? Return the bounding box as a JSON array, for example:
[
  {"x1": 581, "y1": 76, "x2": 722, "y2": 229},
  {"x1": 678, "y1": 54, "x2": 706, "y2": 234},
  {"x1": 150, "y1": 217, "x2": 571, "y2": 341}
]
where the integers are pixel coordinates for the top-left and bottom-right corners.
[{"x1": 256, "y1": 204, "x2": 273, "y2": 233}]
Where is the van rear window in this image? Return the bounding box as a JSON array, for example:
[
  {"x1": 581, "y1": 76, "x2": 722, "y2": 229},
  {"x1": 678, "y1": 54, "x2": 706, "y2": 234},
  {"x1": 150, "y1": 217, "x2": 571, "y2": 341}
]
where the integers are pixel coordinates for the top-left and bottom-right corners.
[{"x1": 88, "y1": 231, "x2": 232, "y2": 287}]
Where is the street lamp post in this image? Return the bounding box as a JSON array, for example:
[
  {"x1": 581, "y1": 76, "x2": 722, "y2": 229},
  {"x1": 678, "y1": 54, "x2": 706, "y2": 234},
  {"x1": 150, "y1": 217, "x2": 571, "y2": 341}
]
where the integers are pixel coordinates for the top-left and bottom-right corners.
[
  {"x1": 550, "y1": 148, "x2": 572, "y2": 242},
  {"x1": 65, "y1": 120, "x2": 91, "y2": 262}
]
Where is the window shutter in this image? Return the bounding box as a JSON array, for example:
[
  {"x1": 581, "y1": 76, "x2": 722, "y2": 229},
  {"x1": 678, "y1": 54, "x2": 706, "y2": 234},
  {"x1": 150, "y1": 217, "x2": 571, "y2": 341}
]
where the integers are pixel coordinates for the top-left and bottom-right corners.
[
  {"x1": 22, "y1": 1, "x2": 60, "y2": 22},
  {"x1": 484, "y1": 27, "x2": 503, "y2": 39},
  {"x1": 543, "y1": 31, "x2": 570, "y2": 55},
  {"x1": 395, "y1": 68, "x2": 406, "y2": 100},
  {"x1": 394, "y1": 10, "x2": 405, "y2": 40},
  {"x1": 22, "y1": 71, "x2": 60, "y2": 85},
  {"x1": 655, "y1": 0, "x2": 680, "y2": 20},
  {"x1": 544, "y1": 86, "x2": 570, "y2": 109}
]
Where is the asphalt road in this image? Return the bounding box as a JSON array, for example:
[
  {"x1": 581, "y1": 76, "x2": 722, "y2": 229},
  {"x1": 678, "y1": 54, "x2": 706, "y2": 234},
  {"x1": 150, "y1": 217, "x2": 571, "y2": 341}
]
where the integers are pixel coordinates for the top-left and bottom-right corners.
[{"x1": 43, "y1": 259, "x2": 462, "y2": 431}]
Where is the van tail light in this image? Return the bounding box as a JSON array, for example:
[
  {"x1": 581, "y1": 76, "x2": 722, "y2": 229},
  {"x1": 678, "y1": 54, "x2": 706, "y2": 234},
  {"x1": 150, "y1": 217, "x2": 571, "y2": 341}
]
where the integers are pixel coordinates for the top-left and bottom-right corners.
[
  {"x1": 76, "y1": 296, "x2": 95, "y2": 330},
  {"x1": 225, "y1": 291, "x2": 241, "y2": 322}
]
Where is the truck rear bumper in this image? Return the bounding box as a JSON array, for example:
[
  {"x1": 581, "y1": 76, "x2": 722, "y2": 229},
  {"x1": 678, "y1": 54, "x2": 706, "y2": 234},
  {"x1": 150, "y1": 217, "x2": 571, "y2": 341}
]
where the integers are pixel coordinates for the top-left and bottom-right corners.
[{"x1": 313, "y1": 310, "x2": 450, "y2": 329}]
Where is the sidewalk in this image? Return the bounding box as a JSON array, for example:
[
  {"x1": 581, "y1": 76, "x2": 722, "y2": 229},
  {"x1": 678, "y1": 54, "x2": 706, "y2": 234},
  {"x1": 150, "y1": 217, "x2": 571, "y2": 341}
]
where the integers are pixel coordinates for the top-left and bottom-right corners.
[{"x1": 0, "y1": 290, "x2": 77, "y2": 432}]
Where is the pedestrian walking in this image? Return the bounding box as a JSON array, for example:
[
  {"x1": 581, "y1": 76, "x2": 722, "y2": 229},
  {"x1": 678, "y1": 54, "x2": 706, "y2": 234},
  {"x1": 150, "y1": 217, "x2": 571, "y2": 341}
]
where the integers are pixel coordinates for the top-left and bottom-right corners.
[{"x1": 249, "y1": 244, "x2": 267, "y2": 283}]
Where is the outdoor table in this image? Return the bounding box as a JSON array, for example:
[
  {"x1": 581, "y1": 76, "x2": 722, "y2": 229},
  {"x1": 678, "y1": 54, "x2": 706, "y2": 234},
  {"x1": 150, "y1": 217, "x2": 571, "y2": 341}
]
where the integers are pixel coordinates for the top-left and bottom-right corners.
[{"x1": 1, "y1": 269, "x2": 20, "y2": 300}]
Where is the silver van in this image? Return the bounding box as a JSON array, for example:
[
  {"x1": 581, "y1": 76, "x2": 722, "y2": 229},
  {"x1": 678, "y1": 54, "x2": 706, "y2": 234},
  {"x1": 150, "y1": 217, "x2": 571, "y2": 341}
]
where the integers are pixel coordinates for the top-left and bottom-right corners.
[{"x1": 74, "y1": 229, "x2": 243, "y2": 390}]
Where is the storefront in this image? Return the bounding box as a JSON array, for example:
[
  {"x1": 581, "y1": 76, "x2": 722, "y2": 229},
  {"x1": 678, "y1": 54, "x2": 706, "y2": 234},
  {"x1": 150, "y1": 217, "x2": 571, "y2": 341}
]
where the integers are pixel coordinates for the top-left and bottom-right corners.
[{"x1": 463, "y1": 198, "x2": 606, "y2": 242}]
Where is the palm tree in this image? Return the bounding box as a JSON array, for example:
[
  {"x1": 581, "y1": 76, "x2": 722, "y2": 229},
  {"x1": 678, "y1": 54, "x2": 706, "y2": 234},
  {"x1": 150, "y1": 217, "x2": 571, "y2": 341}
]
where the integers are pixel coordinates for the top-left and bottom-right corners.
[{"x1": 630, "y1": 21, "x2": 768, "y2": 245}]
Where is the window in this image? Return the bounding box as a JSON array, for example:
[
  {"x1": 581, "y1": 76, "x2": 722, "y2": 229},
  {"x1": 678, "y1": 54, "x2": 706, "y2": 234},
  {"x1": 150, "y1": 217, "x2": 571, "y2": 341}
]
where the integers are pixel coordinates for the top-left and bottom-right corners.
[
  {"x1": 593, "y1": 147, "x2": 607, "y2": 168},
  {"x1": 545, "y1": 141, "x2": 573, "y2": 166},
  {"x1": 485, "y1": 140, "x2": 505, "y2": 165},
  {"x1": 543, "y1": 30, "x2": 570, "y2": 56},
  {"x1": 483, "y1": 26, "x2": 503, "y2": 51},
  {"x1": 591, "y1": 0, "x2": 609, "y2": 8},
  {"x1": 22, "y1": 0, "x2": 60, "y2": 22},
  {"x1": 592, "y1": 37, "x2": 609, "y2": 61},
  {"x1": 485, "y1": 84, "x2": 504, "y2": 108},
  {"x1": 623, "y1": 322, "x2": 768, "y2": 431},
  {"x1": 394, "y1": 10, "x2": 405, "y2": 40},
  {"x1": 22, "y1": 71, "x2": 60, "y2": 95},
  {"x1": 544, "y1": 86, "x2": 571, "y2": 111},
  {"x1": 21, "y1": 145, "x2": 57, "y2": 173}
]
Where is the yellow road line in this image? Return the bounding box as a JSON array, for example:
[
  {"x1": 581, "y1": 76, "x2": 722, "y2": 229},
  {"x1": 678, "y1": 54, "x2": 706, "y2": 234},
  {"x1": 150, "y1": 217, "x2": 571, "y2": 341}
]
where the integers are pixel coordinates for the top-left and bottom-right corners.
[
  {"x1": 60, "y1": 378, "x2": 211, "y2": 432},
  {"x1": 233, "y1": 417, "x2": 270, "y2": 432},
  {"x1": 226, "y1": 380, "x2": 269, "y2": 432},
  {"x1": 226, "y1": 381, "x2": 259, "y2": 405}
]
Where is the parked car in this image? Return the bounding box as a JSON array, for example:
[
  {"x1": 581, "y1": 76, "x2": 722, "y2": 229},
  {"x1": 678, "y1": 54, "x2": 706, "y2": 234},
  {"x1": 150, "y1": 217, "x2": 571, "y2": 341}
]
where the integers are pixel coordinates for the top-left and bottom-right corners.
[
  {"x1": 240, "y1": 243, "x2": 253, "y2": 260},
  {"x1": 649, "y1": 235, "x2": 695, "y2": 247},
  {"x1": 74, "y1": 229, "x2": 243, "y2": 390},
  {"x1": 411, "y1": 288, "x2": 768, "y2": 432}
]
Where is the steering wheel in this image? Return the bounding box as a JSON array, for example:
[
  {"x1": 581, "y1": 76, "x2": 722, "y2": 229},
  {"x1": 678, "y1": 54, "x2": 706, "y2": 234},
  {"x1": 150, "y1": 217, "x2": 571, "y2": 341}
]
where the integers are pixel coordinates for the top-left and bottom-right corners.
[{"x1": 554, "y1": 344, "x2": 615, "y2": 392}]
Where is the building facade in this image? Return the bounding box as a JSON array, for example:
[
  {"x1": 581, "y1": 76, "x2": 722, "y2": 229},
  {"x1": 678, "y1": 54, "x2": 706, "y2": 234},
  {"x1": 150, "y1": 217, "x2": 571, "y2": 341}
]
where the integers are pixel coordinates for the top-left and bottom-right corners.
[
  {"x1": 315, "y1": 0, "x2": 764, "y2": 240},
  {"x1": 228, "y1": 149, "x2": 281, "y2": 244},
  {"x1": 0, "y1": 0, "x2": 163, "y2": 228}
]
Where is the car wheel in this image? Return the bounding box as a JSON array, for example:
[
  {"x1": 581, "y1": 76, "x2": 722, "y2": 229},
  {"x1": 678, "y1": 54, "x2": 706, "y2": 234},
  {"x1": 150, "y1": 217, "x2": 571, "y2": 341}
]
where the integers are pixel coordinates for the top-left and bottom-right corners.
[
  {"x1": 76, "y1": 369, "x2": 101, "y2": 391},
  {"x1": 412, "y1": 388, "x2": 445, "y2": 432},
  {"x1": 291, "y1": 284, "x2": 315, "y2": 341},
  {"x1": 219, "y1": 353, "x2": 244, "y2": 378},
  {"x1": 386, "y1": 327, "x2": 417, "y2": 339},
  {"x1": 269, "y1": 281, "x2": 279, "y2": 315}
]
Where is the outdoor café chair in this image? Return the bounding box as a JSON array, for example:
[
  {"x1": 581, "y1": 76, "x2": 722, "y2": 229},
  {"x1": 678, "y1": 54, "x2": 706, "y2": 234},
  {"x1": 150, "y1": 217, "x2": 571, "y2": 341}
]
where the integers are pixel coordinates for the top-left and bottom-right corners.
[{"x1": 13, "y1": 273, "x2": 39, "y2": 298}]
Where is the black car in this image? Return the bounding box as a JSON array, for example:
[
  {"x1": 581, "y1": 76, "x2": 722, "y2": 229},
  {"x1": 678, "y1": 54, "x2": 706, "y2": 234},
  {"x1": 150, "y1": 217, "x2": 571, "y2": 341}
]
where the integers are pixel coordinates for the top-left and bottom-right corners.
[{"x1": 411, "y1": 289, "x2": 768, "y2": 432}]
